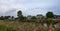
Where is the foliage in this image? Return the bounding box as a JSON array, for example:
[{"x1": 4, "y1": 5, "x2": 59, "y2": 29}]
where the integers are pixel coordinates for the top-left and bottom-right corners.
[
  {"x1": 0, "y1": 25, "x2": 16, "y2": 31},
  {"x1": 17, "y1": 10, "x2": 24, "y2": 21},
  {"x1": 4, "y1": 16, "x2": 10, "y2": 20},
  {"x1": 0, "y1": 16, "x2": 10, "y2": 20},
  {"x1": 0, "y1": 16, "x2": 4, "y2": 20},
  {"x1": 46, "y1": 11, "x2": 54, "y2": 18},
  {"x1": 54, "y1": 28, "x2": 60, "y2": 31},
  {"x1": 46, "y1": 12, "x2": 54, "y2": 27},
  {"x1": 31, "y1": 16, "x2": 37, "y2": 19}
]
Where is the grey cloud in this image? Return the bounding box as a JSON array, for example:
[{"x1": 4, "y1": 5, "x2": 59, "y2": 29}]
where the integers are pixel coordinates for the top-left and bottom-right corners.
[
  {"x1": 0, "y1": 0, "x2": 60, "y2": 16},
  {"x1": 5, "y1": 8, "x2": 17, "y2": 14}
]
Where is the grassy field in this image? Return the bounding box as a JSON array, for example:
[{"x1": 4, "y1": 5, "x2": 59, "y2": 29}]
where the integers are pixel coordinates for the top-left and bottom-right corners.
[
  {"x1": 0, "y1": 20, "x2": 48, "y2": 31},
  {"x1": 0, "y1": 20, "x2": 59, "y2": 31}
]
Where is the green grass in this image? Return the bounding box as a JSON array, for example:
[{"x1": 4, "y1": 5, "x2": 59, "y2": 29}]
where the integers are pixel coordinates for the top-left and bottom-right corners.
[
  {"x1": 0, "y1": 25, "x2": 16, "y2": 31},
  {"x1": 0, "y1": 21, "x2": 60, "y2": 31},
  {"x1": 54, "y1": 28, "x2": 60, "y2": 31}
]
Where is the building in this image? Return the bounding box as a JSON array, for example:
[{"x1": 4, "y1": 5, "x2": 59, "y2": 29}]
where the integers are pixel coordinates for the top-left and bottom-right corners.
[
  {"x1": 27, "y1": 15, "x2": 32, "y2": 20},
  {"x1": 53, "y1": 17, "x2": 60, "y2": 22},
  {"x1": 53, "y1": 17, "x2": 60, "y2": 28},
  {"x1": 36, "y1": 14, "x2": 44, "y2": 19}
]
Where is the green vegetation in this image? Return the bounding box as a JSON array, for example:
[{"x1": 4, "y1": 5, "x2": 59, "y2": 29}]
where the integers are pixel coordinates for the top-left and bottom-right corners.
[
  {"x1": 46, "y1": 11, "x2": 54, "y2": 18},
  {"x1": 31, "y1": 16, "x2": 37, "y2": 19},
  {"x1": 54, "y1": 28, "x2": 60, "y2": 31},
  {"x1": 17, "y1": 10, "x2": 24, "y2": 21},
  {"x1": 0, "y1": 10, "x2": 60, "y2": 31},
  {"x1": 0, "y1": 25, "x2": 16, "y2": 31}
]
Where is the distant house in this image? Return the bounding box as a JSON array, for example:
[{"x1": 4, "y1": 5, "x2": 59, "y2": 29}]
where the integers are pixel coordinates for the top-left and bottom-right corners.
[
  {"x1": 54, "y1": 24, "x2": 60, "y2": 28},
  {"x1": 56, "y1": 17, "x2": 60, "y2": 21},
  {"x1": 53, "y1": 17, "x2": 60, "y2": 28},
  {"x1": 54, "y1": 23, "x2": 60, "y2": 28},
  {"x1": 8, "y1": 16, "x2": 14, "y2": 21},
  {"x1": 27, "y1": 14, "x2": 46, "y2": 22},
  {"x1": 53, "y1": 17, "x2": 60, "y2": 21},
  {"x1": 36, "y1": 14, "x2": 44, "y2": 19},
  {"x1": 27, "y1": 15, "x2": 32, "y2": 20},
  {"x1": 54, "y1": 15, "x2": 60, "y2": 18}
]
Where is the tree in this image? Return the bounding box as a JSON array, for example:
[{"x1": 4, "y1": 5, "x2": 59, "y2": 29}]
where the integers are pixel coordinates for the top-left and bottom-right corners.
[
  {"x1": 31, "y1": 16, "x2": 37, "y2": 22},
  {"x1": 46, "y1": 11, "x2": 54, "y2": 31},
  {"x1": 17, "y1": 10, "x2": 24, "y2": 21},
  {"x1": 4, "y1": 16, "x2": 10, "y2": 19},
  {"x1": 0, "y1": 16, "x2": 4, "y2": 20},
  {"x1": 22, "y1": 16, "x2": 27, "y2": 22},
  {"x1": 46, "y1": 12, "x2": 54, "y2": 18},
  {"x1": 0, "y1": 16, "x2": 11, "y2": 20},
  {"x1": 46, "y1": 12, "x2": 54, "y2": 24},
  {"x1": 31, "y1": 16, "x2": 37, "y2": 19},
  {"x1": 11, "y1": 16, "x2": 14, "y2": 20},
  {"x1": 46, "y1": 12, "x2": 54, "y2": 26}
]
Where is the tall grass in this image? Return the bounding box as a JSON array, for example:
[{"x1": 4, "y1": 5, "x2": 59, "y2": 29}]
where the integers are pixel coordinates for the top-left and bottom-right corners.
[
  {"x1": 54, "y1": 28, "x2": 60, "y2": 31},
  {"x1": 0, "y1": 21, "x2": 19, "y2": 31},
  {"x1": 0, "y1": 25, "x2": 16, "y2": 31},
  {"x1": 0, "y1": 20, "x2": 60, "y2": 31}
]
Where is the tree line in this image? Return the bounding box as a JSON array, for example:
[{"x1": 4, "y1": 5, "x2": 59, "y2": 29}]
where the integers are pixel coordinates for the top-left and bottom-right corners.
[
  {"x1": 0, "y1": 10, "x2": 60, "y2": 31},
  {"x1": 17, "y1": 10, "x2": 60, "y2": 31},
  {"x1": 0, "y1": 10, "x2": 59, "y2": 22}
]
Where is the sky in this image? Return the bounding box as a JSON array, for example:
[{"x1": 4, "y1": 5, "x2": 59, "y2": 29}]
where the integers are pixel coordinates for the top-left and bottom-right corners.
[{"x1": 0, "y1": 0, "x2": 60, "y2": 17}]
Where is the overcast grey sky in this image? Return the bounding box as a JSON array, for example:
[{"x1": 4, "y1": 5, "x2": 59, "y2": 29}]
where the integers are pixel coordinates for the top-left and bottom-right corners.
[{"x1": 0, "y1": 0, "x2": 60, "y2": 17}]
